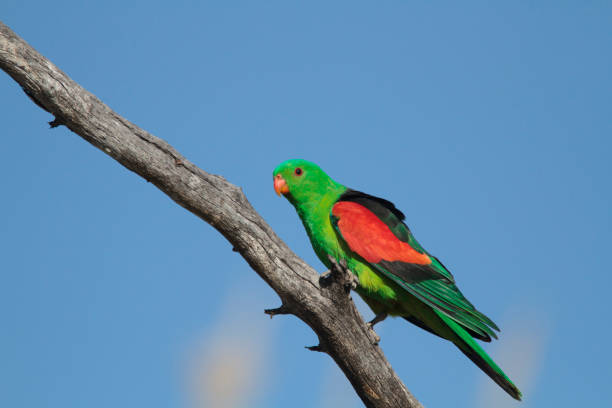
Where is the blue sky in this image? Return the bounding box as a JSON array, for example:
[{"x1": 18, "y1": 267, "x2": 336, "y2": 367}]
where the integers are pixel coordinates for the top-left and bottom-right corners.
[{"x1": 1, "y1": 2, "x2": 610, "y2": 407}]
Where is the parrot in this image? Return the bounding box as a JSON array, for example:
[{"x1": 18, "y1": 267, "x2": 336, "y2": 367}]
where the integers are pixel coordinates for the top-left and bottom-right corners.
[{"x1": 272, "y1": 159, "x2": 521, "y2": 400}]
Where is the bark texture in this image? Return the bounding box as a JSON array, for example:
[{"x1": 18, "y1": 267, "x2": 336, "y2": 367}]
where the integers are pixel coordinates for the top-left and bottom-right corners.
[{"x1": 0, "y1": 21, "x2": 423, "y2": 408}]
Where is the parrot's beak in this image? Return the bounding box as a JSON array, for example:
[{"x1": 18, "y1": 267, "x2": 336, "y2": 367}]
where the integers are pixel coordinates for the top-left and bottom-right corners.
[{"x1": 274, "y1": 174, "x2": 289, "y2": 196}]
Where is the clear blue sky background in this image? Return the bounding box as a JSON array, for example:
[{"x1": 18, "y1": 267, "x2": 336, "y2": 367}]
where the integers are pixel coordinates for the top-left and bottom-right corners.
[{"x1": 1, "y1": 2, "x2": 610, "y2": 407}]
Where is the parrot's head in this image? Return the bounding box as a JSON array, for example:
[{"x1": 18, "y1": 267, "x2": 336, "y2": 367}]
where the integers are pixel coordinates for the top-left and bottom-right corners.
[{"x1": 273, "y1": 159, "x2": 338, "y2": 206}]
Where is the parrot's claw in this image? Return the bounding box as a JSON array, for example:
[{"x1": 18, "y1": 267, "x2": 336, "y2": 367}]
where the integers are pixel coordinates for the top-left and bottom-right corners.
[
  {"x1": 368, "y1": 329, "x2": 381, "y2": 345},
  {"x1": 365, "y1": 324, "x2": 381, "y2": 345},
  {"x1": 345, "y1": 273, "x2": 359, "y2": 291},
  {"x1": 365, "y1": 313, "x2": 387, "y2": 345},
  {"x1": 322, "y1": 254, "x2": 359, "y2": 293}
]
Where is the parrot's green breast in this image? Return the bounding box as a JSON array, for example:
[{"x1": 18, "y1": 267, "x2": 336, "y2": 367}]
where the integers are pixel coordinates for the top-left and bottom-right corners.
[{"x1": 293, "y1": 189, "x2": 343, "y2": 268}]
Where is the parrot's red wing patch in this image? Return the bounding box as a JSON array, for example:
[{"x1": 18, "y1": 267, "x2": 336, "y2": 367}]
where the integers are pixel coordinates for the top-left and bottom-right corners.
[
  {"x1": 331, "y1": 191, "x2": 499, "y2": 341},
  {"x1": 331, "y1": 201, "x2": 431, "y2": 265}
]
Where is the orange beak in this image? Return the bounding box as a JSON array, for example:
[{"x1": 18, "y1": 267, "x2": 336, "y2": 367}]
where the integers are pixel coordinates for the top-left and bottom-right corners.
[{"x1": 274, "y1": 174, "x2": 289, "y2": 196}]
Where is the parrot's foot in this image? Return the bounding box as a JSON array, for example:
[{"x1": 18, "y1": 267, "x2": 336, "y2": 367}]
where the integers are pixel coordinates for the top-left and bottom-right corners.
[
  {"x1": 321, "y1": 255, "x2": 359, "y2": 293},
  {"x1": 365, "y1": 313, "x2": 387, "y2": 345},
  {"x1": 347, "y1": 273, "x2": 360, "y2": 291},
  {"x1": 367, "y1": 326, "x2": 381, "y2": 345}
]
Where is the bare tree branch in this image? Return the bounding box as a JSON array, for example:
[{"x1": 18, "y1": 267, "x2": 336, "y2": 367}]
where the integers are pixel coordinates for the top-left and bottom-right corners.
[{"x1": 0, "y1": 21, "x2": 423, "y2": 408}]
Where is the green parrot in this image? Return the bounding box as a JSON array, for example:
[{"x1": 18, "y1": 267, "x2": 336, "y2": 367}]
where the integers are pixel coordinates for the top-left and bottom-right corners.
[{"x1": 273, "y1": 159, "x2": 521, "y2": 400}]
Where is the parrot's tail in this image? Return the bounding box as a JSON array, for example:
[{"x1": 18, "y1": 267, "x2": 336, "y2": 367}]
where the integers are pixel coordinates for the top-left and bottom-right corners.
[{"x1": 438, "y1": 312, "x2": 522, "y2": 400}]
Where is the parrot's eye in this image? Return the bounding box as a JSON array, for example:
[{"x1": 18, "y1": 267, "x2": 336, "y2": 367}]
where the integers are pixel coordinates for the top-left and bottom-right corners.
[{"x1": 295, "y1": 168, "x2": 303, "y2": 176}]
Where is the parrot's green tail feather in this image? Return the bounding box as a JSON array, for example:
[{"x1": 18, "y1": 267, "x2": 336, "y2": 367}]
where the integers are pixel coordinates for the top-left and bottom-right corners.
[{"x1": 438, "y1": 312, "x2": 522, "y2": 401}]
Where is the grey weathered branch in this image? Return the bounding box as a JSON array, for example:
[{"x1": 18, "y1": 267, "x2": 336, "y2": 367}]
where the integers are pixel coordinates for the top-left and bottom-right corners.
[{"x1": 0, "y1": 21, "x2": 423, "y2": 408}]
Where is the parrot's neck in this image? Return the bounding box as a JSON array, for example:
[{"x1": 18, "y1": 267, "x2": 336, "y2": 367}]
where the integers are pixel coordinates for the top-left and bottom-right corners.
[{"x1": 292, "y1": 182, "x2": 347, "y2": 267}]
